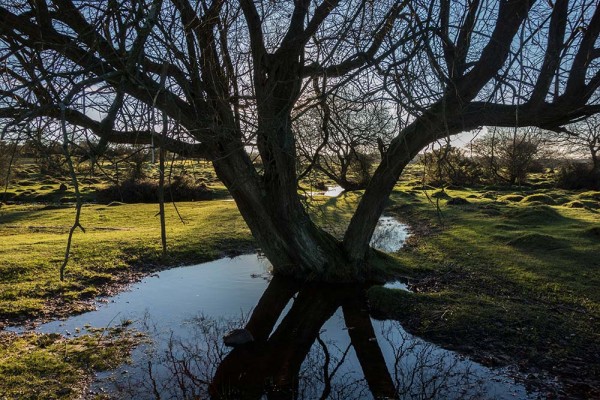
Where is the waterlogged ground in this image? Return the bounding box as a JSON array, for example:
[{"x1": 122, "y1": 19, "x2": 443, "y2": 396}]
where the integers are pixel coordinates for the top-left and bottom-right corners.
[
  {"x1": 13, "y1": 228, "x2": 542, "y2": 399},
  {"x1": 3, "y1": 176, "x2": 598, "y2": 398}
]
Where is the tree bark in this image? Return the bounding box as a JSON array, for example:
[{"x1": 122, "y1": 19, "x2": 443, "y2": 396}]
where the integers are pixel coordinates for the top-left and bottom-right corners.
[
  {"x1": 208, "y1": 53, "x2": 359, "y2": 280},
  {"x1": 343, "y1": 113, "x2": 446, "y2": 264},
  {"x1": 590, "y1": 147, "x2": 600, "y2": 177},
  {"x1": 212, "y1": 139, "x2": 352, "y2": 281}
]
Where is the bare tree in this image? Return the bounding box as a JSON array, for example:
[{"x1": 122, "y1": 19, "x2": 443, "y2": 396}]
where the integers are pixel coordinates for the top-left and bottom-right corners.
[
  {"x1": 1, "y1": 1, "x2": 600, "y2": 280},
  {"x1": 420, "y1": 143, "x2": 483, "y2": 187},
  {"x1": 472, "y1": 128, "x2": 546, "y2": 186},
  {"x1": 296, "y1": 90, "x2": 394, "y2": 191},
  {"x1": 561, "y1": 115, "x2": 600, "y2": 177}
]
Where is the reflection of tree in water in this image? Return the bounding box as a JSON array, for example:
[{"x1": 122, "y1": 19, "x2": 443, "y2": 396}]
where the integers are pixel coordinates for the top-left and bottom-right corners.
[{"x1": 108, "y1": 277, "x2": 489, "y2": 399}]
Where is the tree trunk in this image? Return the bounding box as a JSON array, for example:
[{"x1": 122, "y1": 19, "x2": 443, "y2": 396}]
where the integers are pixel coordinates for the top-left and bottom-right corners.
[
  {"x1": 211, "y1": 52, "x2": 362, "y2": 280},
  {"x1": 212, "y1": 104, "x2": 453, "y2": 278},
  {"x1": 212, "y1": 142, "x2": 354, "y2": 281},
  {"x1": 591, "y1": 147, "x2": 600, "y2": 177},
  {"x1": 315, "y1": 165, "x2": 368, "y2": 192},
  {"x1": 343, "y1": 112, "x2": 449, "y2": 264}
]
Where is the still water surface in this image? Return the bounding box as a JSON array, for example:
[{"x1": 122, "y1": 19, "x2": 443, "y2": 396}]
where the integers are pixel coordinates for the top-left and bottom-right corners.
[
  {"x1": 22, "y1": 216, "x2": 541, "y2": 399},
  {"x1": 28, "y1": 258, "x2": 540, "y2": 399}
]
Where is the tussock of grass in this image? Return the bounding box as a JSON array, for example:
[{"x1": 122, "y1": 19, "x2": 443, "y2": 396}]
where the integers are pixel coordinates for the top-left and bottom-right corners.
[
  {"x1": 565, "y1": 200, "x2": 586, "y2": 208},
  {"x1": 552, "y1": 196, "x2": 570, "y2": 205},
  {"x1": 578, "y1": 191, "x2": 600, "y2": 201},
  {"x1": 430, "y1": 189, "x2": 451, "y2": 199},
  {"x1": 479, "y1": 191, "x2": 497, "y2": 199},
  {"x1": 498, "y1": 194, "x2": 524, "y2": 202},
  {"x1": 521, "y1": 193, "x2": 556, "y2": 205},
  {"x1": 506, "y1": 233, "x2": 568, "y2": 251},
  {"x1": 505, "y1": 205, "x2": 563, "y2": 224}
]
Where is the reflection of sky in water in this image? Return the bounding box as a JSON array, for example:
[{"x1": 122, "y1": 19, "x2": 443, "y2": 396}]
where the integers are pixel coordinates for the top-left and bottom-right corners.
[
  {"x1": 323, "y1": 185, "x2": 345, "y2": 197},
  {"x1": 322, "y1": 185, "x2": 411, "y2": 253},
  {"x1": 370, "y1": 215, "x2": 410, "y2": 253},
  {"x1": 383, "y1": 280, "x2": 410, "y2": 291},
  {"x1": 18, "y1": 254, "x2": 539, "y2": 399}
]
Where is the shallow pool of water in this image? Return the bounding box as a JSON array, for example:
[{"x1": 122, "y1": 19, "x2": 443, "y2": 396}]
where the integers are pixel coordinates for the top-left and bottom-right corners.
[
  {"x1": 370, "y1": 216, "x2": 410, "y2": 253},
  {"x1": 22, "y1": 252, "x2": 541, "y2": 400},
  {"x1": 383, "y1": 280, "x2": 411, "y2": 291},
  {"x1": 323, "y1": 185, "x2": 345, "y2": 197}
]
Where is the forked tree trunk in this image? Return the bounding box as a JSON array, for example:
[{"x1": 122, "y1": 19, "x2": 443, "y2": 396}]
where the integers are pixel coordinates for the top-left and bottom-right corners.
[
  {"x1": 210, "y1": 52, "x2": 362, "y2": 281},
  {"x1": 212, "y1": 102, "x2": 452, "y2": 279},
  {"x1": 212, "y1": 143, "x2": 354, "y2": 281}
]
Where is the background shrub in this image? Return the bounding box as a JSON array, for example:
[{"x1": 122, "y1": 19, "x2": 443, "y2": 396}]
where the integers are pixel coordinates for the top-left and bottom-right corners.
[
  {"x1": 555, "y1": 162, "x2": 600, "y2": 190},
  {"x1": 97, "y1": 175, "x2": 214, "y2": 203}
]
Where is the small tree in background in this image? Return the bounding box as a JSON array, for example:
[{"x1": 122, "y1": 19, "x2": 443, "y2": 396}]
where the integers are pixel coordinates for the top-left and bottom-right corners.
[
  {"x1": 125, "y1": 146, "x2": 151, "y2": 183},
  {"x1": 18, "y1": 124, "x2": 66, "y2": 176},
  {"x1": 0, "y1": 140, "x2": 12, "y2": 186},
  {"x1": 421, "y1": 145, "x2": 482, "y2": 187},
  {"x1": 296, "y1": 91, "x2": 394, "y2": 192},
  {"x1": 552, "y1": 116, "x2": 600, "y2": 190},
  {"x1": 472, "y1": 128, "x2": 545, "y2": 186}
]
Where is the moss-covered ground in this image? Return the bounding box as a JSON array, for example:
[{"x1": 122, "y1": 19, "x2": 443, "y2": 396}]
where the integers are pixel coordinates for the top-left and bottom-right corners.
[{"x1": 0, "y1": 325, "x2": 144, "y2": 399}]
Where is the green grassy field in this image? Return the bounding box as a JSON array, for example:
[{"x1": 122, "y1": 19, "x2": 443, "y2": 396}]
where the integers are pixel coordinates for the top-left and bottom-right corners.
[
  {"x1": 0, "y1": 166, "x2": 254, "y2": 399},
  {"x1": 1, "y1": 160, "x2": 599, "y2": 397},
  {"x1": 368, "y1": 183, "x2": 600, "y2": 397},
  {"x1": 0, "y1": 201, "x2": 253, "y2": 324}
]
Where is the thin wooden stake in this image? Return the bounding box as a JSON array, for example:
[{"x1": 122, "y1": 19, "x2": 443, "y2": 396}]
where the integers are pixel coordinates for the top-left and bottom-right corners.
[{"x1": 59, "y1": 103, "x2": 85, "y2": 281}]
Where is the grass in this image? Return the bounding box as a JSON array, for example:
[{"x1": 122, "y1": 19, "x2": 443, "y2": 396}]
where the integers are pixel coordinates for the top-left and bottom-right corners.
[
  {"x1": 365, "y1": 178, "x2": 600, "y2": 397},
  {"x1": 1, "y1": 158, "x2": 228, "y2": 204},
  {"x1": 2, "y1": 160, "x2": 600, "y2": 397},
  {"x1": 0, "y1": 160, "x2": 256, "y2": 398},
  {"x1": 0, "y1": 325, "x2": 143, "y2": 399},
  {"x1": 0, "y1": 201, "x2": 253, "y2": 324},
  {"x1": 1, "y1": 158, "x2": 253, "y2": 325}
]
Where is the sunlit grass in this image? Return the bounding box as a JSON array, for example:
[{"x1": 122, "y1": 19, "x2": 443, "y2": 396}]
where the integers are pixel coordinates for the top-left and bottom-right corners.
[
  {"x1": 0, "y1": 326, "x2": 143, "y2": 399},
  {"x1": 369, "y1": 181, "x2": 600, "y2": 388},
  {"x1": 0, "y1": 201, "x2": 253, "y2": 322},
  {"x1": 2, "y1": 159, "x2": 600, "y2": 393}
]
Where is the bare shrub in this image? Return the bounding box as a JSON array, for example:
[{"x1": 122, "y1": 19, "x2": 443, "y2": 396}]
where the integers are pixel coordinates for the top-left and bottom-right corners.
[
  {"x1": 97, "y1": 175, "x2": 213, "y2": 204},
  {"x1": 556, "y1": 162, "x2": 600, "y2": 190},
  {"x1": 421, "y1": 146, "x2": 482, "y2": 187}
]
